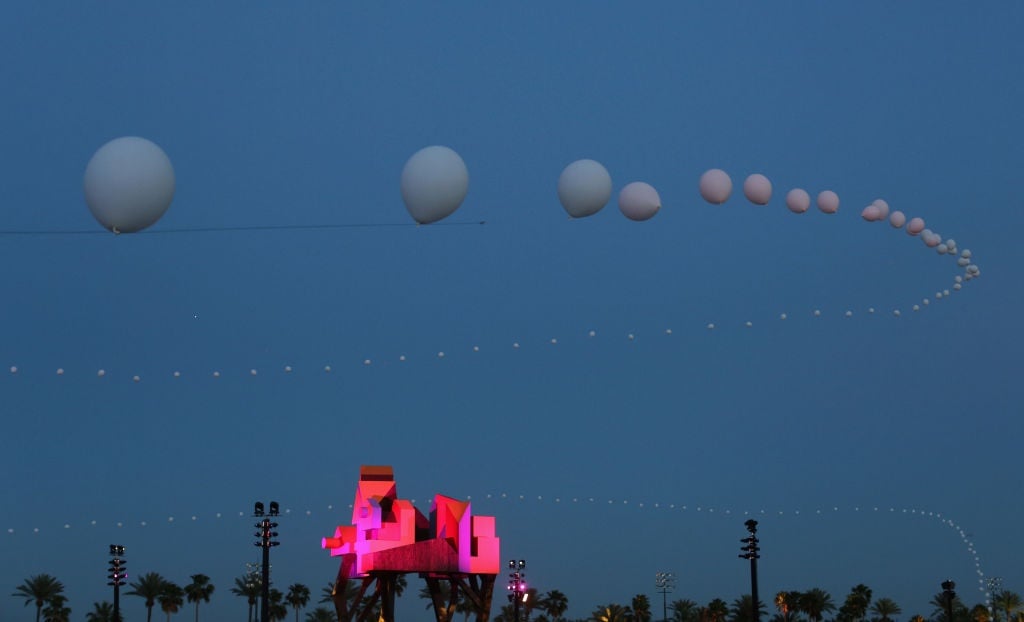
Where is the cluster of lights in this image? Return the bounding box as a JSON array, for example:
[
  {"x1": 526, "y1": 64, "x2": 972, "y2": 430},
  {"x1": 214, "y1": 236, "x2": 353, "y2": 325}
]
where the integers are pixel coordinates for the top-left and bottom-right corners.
[{"x1": 507, "y1": 559, "x2": 528, "y2": 622}]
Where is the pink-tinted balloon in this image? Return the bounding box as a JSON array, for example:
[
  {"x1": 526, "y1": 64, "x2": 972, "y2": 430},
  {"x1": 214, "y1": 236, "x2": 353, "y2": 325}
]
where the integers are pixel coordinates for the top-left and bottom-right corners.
[
  {"x1": 923, "y1": 231, "x2": 941, "y2": 247},
  {"x1": 889, "y1": 210, "x2": 906, "y2": 228},
  {"x1": 906, "y1": 217, "x2": 925, "y2": 235},
  {"x1": 872, "y1": 199, "x2": 890, "y2": 220},
  {"x1": 743, "y1": 174, "x2": 772, "y2": 205},
  {"x1": 817, "y1": 190, "x2": 839, "y2": 214},
  {"x1": 785, "y1": 188, "x2": 810, "y2": 214},
  {"x1": 861, "y1": 205, "x2": 881, "y2": 221},
  {"x1": 699, "y1": 169, "x2": 732, "y2": 204},
  {"x1": 617, "y1": 181, "x2": 661, "y2": 221}
]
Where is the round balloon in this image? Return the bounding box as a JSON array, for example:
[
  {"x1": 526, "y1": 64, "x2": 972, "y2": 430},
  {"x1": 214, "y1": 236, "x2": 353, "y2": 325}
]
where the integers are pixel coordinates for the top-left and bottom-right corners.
[
  {"x1": 861, "y1": 204, "x2": 881, "y2": 221},
  {"x1": 906, "y1": 217, "x2": 925, "y2": 235},
  {"x1": 872, "y1": 199, "x2": 890, "y2": 220},
  {"x1": 617, "y1": 181, "x2": 661, "y2": 221},
  {"x1": 817, "y1": 190, "x2": 839, "y2": 214},
  {"x1": 889, "y1": 210, "x2": 907, "y2": 228},
  {"x1": 83, "y1": 136, "x2": 176, "y2": 233},
  {"x1": 557, "y1": 159, "x2": 612, "y2": 218},
  {"x1": 743, "y1": 174, "x2": 772, "y2": 205},
  {"x1": 785, "y1": 188, "x2": 810, "y2": 214},
  {"x1": 400, "y1": 146, "x2": 469, "y2": 224},
  {"x1": 699, "y1": 169, "x2": 732, "y2": 204}
]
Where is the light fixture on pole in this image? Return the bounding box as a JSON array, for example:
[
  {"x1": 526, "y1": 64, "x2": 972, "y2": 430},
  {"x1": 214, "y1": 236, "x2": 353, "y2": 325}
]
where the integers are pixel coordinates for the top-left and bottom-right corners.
[
  {"x1": 107, "y1": 544, "x2": 127, "y2": 622},
  {"x1": 254, "y1": 501, "x2": 280, "y2": 622},
  {"x1": 507, "y1": 559, "x2": 527, "y2": 622},
  {"x1": 655, "y1": 572, "x2": 675, "y2": 622},
  {"x1": 941, "y1": 580, "x2": 956, "y2": 622}
]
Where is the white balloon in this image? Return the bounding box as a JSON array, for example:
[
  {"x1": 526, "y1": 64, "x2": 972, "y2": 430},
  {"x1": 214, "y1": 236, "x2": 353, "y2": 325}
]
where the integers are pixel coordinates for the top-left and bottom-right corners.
[
  {"x1": 400, "y1": 146, "x2": 469, "y2": 224},
  {"x1": 889, "y1": 210, "x2": 907, "y2": 228},
  {"x1": 557, "y1": 159, "x2": 612, "y2": 218},
  {"x1": 861, "y1": 204, "x2": 881, "y2": 221},
  {"x1": 816, "y1": 190, "x2": 839, "y2": 214},
  {"x1": 906, "y1": 217, "x2": 925, "y2": 235},
  {"x1": 743, "y1": 174, "x2": 772, "y2": 205},
  {"x1": 83, "y1": 136, "x2": 176, "y2": 233},
  {"x1": 699, "y1": 169, "x2": 732, "y2": 204},
  {"x1": 785, "y1": 188, "x2": 810, "y2": 214},
  {"x1": 617, "y1": 181, "x2": 661, "y2": 221},
  {"x1": 872, "y1": 199, "x2": 890, "y2": 220}
]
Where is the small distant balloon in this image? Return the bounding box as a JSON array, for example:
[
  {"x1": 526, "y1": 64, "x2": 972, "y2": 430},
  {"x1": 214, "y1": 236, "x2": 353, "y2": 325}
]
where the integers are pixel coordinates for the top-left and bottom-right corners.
[
  {"x1": 557, "y1": 159, "x2": 612, "y2": 218},
  {"x1": 817, "y1": 190, "x2": 839, "y2": 214},
  {"x1": 742, "y1": 174, "x2": 772, "y2": 205},
  {"x1": 872, "y1": 199, "x2": 890, "y2": 220},
  {"x1": 889, "y1": 211, "x2": 907, "y2": 228},
  {"x1": 906, "y1": 217, "x2": 925, "y2": 235},
  {"x1": 617, "y1": 181, "x2": 661, "y2": 221},
  {"x1": 699, "y1": 169, "x2": 732, "y2": 204},
  {"x1": 400, "y1": 146, "x2": 469, "y2": 224},
  {"x1": 861, "y1": 204, "x2": 881, "y2": 221},
  {"x1": 83, "y1": 136, "x2": 176, "y2": 233},
  {"x1": 785, "y1": 188, "x2": 810, "y2": 214}
]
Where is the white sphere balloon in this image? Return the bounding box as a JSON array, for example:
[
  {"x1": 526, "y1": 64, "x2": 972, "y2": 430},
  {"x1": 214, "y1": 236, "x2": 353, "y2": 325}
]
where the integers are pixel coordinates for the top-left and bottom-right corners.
[
  {"x1": 400, "y1": 145, "x2": 469, "y2": 224},
  {"x1": 785, "y1": 188, "x2": 810, "y2": 214},
  {"x1": 743, "y1": 174, "x2": 772, "y2": 205},
  {"x1": 699, "y1": 169, "x2": 732, "y2": 204},
  {"x1": 557, "y1": 159, "x2": 612, "y2": 218},
  {"x1": 817, "y1": 190, "x2": 839, "y2": 214},
  {"x1": 861, "y1": 204, "x2": 881, "y2": 221},
  {"x1": 83, "y1": 136, "x2": 176, "y2": 233},
  {"x1": 889, "y1": 210, "x2": 907, "y2": 228},
  {"x1": 906, "y1": 217, "x2": 925, "y2": 235},
  {"x1": 617, "y1": 181, "x2": 661, "y2": 221}
]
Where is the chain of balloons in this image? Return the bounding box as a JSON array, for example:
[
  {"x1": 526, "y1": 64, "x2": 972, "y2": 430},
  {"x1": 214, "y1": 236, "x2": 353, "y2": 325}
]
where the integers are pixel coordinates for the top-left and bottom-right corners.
[{"x1": 1, "y1": 493, "x2": 989, "y2": 599}]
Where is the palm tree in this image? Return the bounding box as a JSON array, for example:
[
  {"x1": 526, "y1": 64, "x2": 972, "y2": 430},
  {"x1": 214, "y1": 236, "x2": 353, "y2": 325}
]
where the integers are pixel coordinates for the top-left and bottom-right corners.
[
  {"x1": 775, "y1": 592, "x2": 802, "y2": 622},
  {"x1": 870, "y1": 597, "x2": 900, "y2": 622},
  {"x1": 232, "y1": 574, "x2": 262, "y2": 622},
  {"x1": 128, "y1": 572, "x2": 169, "y2": 622},
  {"x1": 929, "y1": 592, "x2": 966, "y2": 622},
  {"x1": 12, "y1": 573, "x2": 66, "y2": 622},
  {"x1": 969, "y1": 604, "x2": 991, "y2": 622},
  {"x1": 592, "y1": 603, "x2": 633, "y2": 622},
  {"x1": 541, "y1": 590, "x2": 569, "y2": 622},
  {"x1": 670, "y1": 599, "x2": 698, "y2": 622},
  {"x1": 159, "y1": 583, "x2": 185, "y2": 622},
  {"x1": 42, "y1": 595, "x2": 71, "y2": 622},
  {"x1": 798, "y1": 589, "x2": 835, "y2": 622},
  {"x1": 838, "y1": 585, "x2": 873, "y2": 622},
  {"x1": 184, "y1": 574, "x2": 215, "y2": 622},
  {"x1": 269, "y1": 588, "x2": 289, "y2": 622},
  {"x1": 286, "y1": 584, "x2": 312, "y2": 622},
  {"x1": 87, "y1": 601, "x2": 116, "y2": 622},
  {"x1": 305, "y1": 607, "x2": 337, "y2": 622},
  {"x1": 730, "y1": 595, "x2": 768, "y2": 622},
  {"x1": 701, "y1": 599, "x2": 730, "y2": 622},
  {"x1": 633, "y1": 595, "x2": 653, "y2": 622},
  {"x1": 994, "y1": 591, "x2": 1024, "y2": 622}
]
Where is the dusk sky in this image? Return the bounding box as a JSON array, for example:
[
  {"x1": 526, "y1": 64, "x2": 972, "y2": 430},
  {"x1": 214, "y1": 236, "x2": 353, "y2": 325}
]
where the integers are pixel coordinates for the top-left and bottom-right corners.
[{"x1": 1, "y1": 3, "x2": 1021, "y2": 621}]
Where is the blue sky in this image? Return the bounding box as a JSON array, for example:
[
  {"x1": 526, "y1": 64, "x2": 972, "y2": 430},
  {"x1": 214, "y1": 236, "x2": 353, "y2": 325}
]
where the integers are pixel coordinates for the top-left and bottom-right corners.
[{"x1": 1, "y1": 3, "x2": 1021, "y2": 621}]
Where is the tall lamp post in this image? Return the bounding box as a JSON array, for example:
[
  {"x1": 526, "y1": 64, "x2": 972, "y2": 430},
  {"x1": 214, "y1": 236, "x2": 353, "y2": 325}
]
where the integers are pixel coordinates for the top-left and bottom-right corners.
[
  {"x1": 739, "y1": 520, "x2": 761, "y2": 622},
  {"x1": 254, "y1": 501, "x2": 280, "y2": 622},
  {"x1": 941, "y1": 580, "x2": 956, "y2": 622},
  {"x1": 655, "y1": 572, "x2": 675, "y2": 622},
  {"x1": 107, "y1": 544, "x2": 126, "y2": 622},
  {"x1": 507, "y1": 559, "x2": 527, "y2": 622}
]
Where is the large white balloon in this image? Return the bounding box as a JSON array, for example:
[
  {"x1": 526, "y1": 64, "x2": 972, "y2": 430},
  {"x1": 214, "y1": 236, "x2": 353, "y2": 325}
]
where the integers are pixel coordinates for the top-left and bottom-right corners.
[
  {"x1": 699, "y1": 169, "x2": 732, "y2": 204},
  {"x1": 557, "y1": 159, "x2": 612, "y2": 218},
  {"x1": 743, "y1": 174, "x2": 772, "y2": 205},
  {"x1": 400, "y1": 145, "x2": 469, "y2": 224},
  {"x1": 83, "y1": 136, "x2": 176, "y2": 233},
  {"x1": 817, "y1": 190, "x2": 839, "y2": 214},
  {"x1": 617, "y1": 181, "x2": 661, "y2": 221},
  {"x1": 785, "y1": 188, "x2": 810, "y2": 214},
  {"x1": 889, "y1": 210, "x2": 907, "y2": 228}
]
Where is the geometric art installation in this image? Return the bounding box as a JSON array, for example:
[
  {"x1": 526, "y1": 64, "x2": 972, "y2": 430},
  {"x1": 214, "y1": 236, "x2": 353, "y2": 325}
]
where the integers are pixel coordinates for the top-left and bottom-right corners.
[{"x1": 322, "y1": 466, "x2": 500, "y2": 622}]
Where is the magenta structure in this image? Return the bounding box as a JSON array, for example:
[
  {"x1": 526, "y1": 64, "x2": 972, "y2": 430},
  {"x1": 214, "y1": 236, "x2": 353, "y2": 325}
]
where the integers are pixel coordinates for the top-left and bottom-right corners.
[{"x1": 322, "y1": 465, "x2": 501, "y2": 622}]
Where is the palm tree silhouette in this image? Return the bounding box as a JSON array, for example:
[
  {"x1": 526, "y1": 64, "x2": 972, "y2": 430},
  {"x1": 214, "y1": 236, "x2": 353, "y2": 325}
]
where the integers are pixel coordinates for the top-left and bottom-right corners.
[
  {"x1": 12, "y1": 573, "x2": 66, "y2": 622},
  {"x1": 128, "y1": 571, "x2": 169, "y2": 622},
  {"x1": 184, "y1": 574, "x2": 215, "y2": 622}
]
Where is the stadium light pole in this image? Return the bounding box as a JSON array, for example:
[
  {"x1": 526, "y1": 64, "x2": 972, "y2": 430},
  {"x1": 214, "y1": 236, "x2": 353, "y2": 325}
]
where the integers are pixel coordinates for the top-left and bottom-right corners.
[
  {"x1": 941, "y1": 580, "x2": 956, "y2": 622},
  {"x1": 107, "y1": 544, "x2": 126, "y2": 622},
  {"x1": 507, "y1": 559, "x2": 527, "y2": 622},
  {"x1": 739, "y1": 520, "x2": 761, "y2": 622},
  {"x1": 254, "y1": 501, "x2": 280, "y2": 622},
  {"x1": 655, "y1": 572, "x2": 675, "y2": 622}
]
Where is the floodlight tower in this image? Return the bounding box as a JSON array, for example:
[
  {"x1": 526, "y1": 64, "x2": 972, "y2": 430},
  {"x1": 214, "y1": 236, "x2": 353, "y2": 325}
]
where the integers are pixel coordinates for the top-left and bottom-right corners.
[
  {"x1": 507, "y1": 559, "x2": 527, "y2": 622},
  {"x1": 655, "y1": 572, "x2": 676, "y2": 622},
  {"x1": 107, "y1": 544, "x2": 126, "y2": 622},
  {"x1": 738, "y1": 520, "x2": 761, "y2": 622},
  {"x1": 254, "y1": 501, "x2": 280, "y2": 622}
]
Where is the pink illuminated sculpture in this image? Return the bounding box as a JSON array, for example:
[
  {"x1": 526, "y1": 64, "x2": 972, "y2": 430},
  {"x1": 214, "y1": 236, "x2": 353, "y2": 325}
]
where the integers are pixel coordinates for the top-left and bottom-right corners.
[{"x1": 322, "y1": 466, "x2": 500, "y2": 622}]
